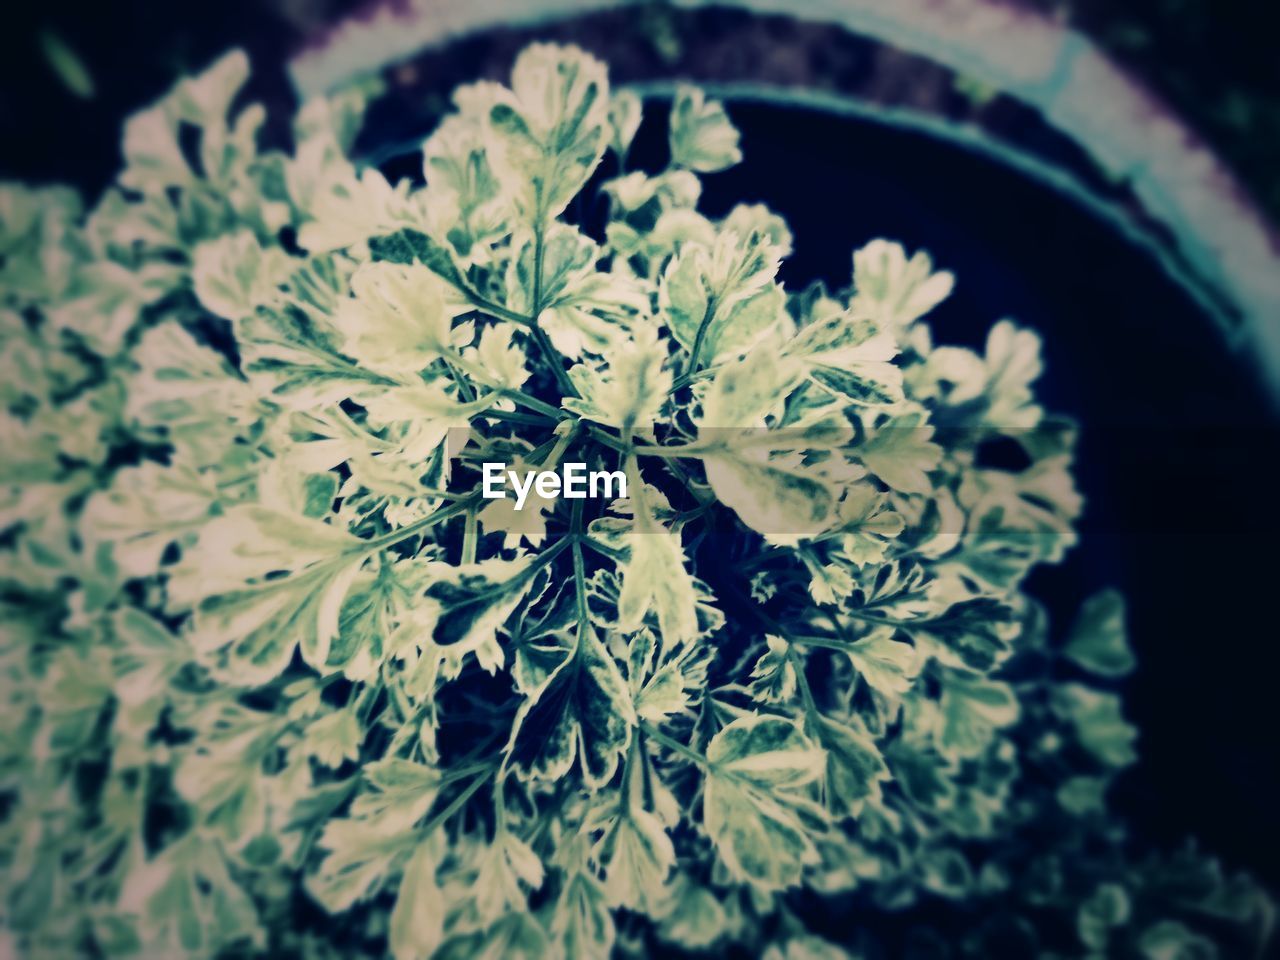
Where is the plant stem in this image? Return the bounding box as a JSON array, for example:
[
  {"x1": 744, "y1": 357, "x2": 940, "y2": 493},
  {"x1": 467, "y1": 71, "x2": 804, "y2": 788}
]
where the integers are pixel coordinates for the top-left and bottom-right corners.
[
  {"x1": 638, "y1": 721, "x2": 709, "y2": 770},
  {"x1": 365, "y1": 495, "x2": 480, "y2": 551},
  {"x1": 443, "y1": 356, "x2": 477, "y2": 402},
  {"x1": 418, "y1": 765, "x2": 496, "y2": 837},
  {"x1": 581, "y1": 536, "x2": 625, "y2": 562},
  {"x1": 584, "y1": 424, "x2": 706, "y2": 460},
  {"x1": 461, "y1": 507, "x2": 478, "y2": 565},
  {"x1": 670, "y1": 363, "x2": 720, "y2": 393},
  {"x1": 482, "y1": 408, "x2": 556, "y2": 428},
  {"x1": 685, "y1": 297, "x2": 718, "y2": 376},
  {"x1": 526, "y1": 223, "x2": 578, "y2": 400},
  {"x1": 788, "y1": 633, "x2": 865, "y2": 654},
  {"x1": 787, "y1": 643, "x2": 823, "y2": 731},
  {"x1": 571, "y1": 497, "x2": 589, "y2": 630},
  {"x1": 445, "y1": 349, "x2": 566, "y2": 420},
  {"x1": 467, "y1": 294, "x2": 531, "y2": 327}
]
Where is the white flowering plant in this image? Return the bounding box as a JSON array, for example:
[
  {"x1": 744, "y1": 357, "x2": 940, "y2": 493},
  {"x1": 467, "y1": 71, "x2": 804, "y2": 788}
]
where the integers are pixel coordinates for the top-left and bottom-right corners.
[{"x1": 0, "y1": 43, "x2": 1271, "y2": 959}]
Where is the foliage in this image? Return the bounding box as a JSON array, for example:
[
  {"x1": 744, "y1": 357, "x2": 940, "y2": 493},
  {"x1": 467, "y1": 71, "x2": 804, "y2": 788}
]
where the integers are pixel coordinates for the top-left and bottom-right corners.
[{"x1": 0, "y1": 44, "x2": 1271, "y2": 959}]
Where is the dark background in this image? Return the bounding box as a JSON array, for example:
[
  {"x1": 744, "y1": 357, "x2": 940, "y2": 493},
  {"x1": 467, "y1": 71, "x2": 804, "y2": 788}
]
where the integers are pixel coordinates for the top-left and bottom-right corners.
[{"x1": 3, "y1": 0, "x2": 1279, "y2": 888}]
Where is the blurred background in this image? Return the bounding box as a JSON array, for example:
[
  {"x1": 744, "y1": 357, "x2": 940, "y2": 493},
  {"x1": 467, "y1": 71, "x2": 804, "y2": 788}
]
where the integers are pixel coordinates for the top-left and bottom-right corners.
[{"x1": 3, "y1": 0, "x2": 1279, "y2": 888}]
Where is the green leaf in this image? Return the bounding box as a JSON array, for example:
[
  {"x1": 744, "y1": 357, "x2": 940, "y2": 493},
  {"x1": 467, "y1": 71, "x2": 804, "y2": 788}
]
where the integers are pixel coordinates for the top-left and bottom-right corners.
[
  {"x1": 1077, "y1": 882, "x2": 1130, "y2": 951},
  {"x1": 698, "y1": 345, "x2": 801, "y2": 429},
  {"x1": 119, "y1": 50, "x2": 253, "y2": 193},
  {"x1": 815, "y1": 716, "x2": 889, "y2": 817},
  {"x1": 764, "y1": 936, "x2": 858, "y2": 960},
  {"x1": 174, "y1": 700, "x2": 287, "y2": 844},
  {"x1": 628, "y1": 629, "x2": 695, "y2": 722},
  {"x1": 468, "y1": 829, "x2": 545, "y2": 923},
  {"x1": 695, "y1": 349, "x2": 844, "y2": 540},
  {"x1": 786, "y1": 308, "x2": 903, "y2": 406},
  {"x1": 853, "y1": 407, "x2": 943, "y2": 495},
  {"x1": 301, "y1": 705, "x2": 363, "y2": 769},
  {"x1": 168, "y1": 505, "x2": 365, "y2": 683},
  {"x1": 705, "y1": 451, "x2": 837, "y2": 541},
  {"x1": 420, "y1": 556, "x2": 541, "y2": 657},
  {"x1": 193, "y1": 230, "x2": 293, "y2": 321},
  {"x1": 915, "y1": 597, "x2": 1021, "y2": 672},
  {"x1": 662, "y1": 229, "x2": 784, "y2": 365},
  {"x1": 507, "y1": 625, "x2": 634, "y2": 788},
  {"x1": 936, "y1": 668, "x2": 1020, "y2": 758},
  {"x1": 669, "y1": 86, "x2": 741, "y2": 173},
  {"x1": 236, "y1": 301, "x2": 391, "y2": 409},
  {"x1": 306, "y1": 759, "x2": 440, "y2": 911},
  {"x1": 703, "y1": 714, "x2": 826, "y2": 889},
  {"x1": 598, "y1": 802, "x2": 676, "y2": 912},
  {"x1": 834, "y1": 483, "x2": 905, "y2": 567},
  {"x1": 703, "y1": 452, "x2": 838, "y2": 541},
  {"x1": 39, "y1": 30, "x2": 95, "y2": 99},
  {"x1": 1053, "y1": 684, "x2": 1138, "y2": 768},
  {"x1": 851, "y1": 239, "x2": 953, "y2": 331},
  {"x1": 368, "y1": 226, "x2": 465, "y2": 287},
  {"x1": 749, "y1": 635, "x2": 797, "y2": 705},
  {"x1": 334, "y1": 260, "x2": 464, "y2": 375},
  {"x1": 121, "y1": 833, "x2": 262, "y2": 955},
  {"x1": 655, "y1": 877, "x2": 730, "y2": 950},
  {"x1": 615, "y1": 520, "x2": 700, "y2": 647},
  {"x1": 507, "y1": 223, "x2": 647, "y2": 358},
  {"x1": 109, "y1": 608, "x2": 190, "y2": 733},
  {"x1": 421, "y1": 109, "x2": 509, "y2": 259},
  {"x1": 389, "y1": 838, "x2": 445, "y2": 960},
  {"x1": 1138, "y1": 920, "x2": 1217, "y2": 960},
  {"x1": 844, "y1": 626, "x2": 920, "y2": 699},
  {"x1": 1064, "y1": 589, "x2": 1134, "y2": 678},
  {"x1": 437, "y1": 914, "x2": 549, "y2": 960},
  {"x1": 328, "y1": 562, "x2": 423, "y2": 681},
  {"x1": 486, "y1": 44, "x2": 610, "y2": 223},
  {"x1": 306, "y1": 817, "x2": 415, "y2": 913},
  {"x1": 608, "y1": 90, "x2": 643, "y2": 157},
  {"x1": 564, "y1": 327, "x2": 670, "y2": 430},
  {"x1": 551, "y1": 841, "x2": 616, "y2": 959},
  {"x1": 361, "y1": 378, "x2": 490, "y2": 461},
  {"x1": 124, "y1": 323, "x2": 258, "y2": 464},
  {"x1": 82, "y1": 458, "x2": 219, "y2": 579},
  {"x1": 468, "y1": 323, "x2": 530, "y2": 391}
]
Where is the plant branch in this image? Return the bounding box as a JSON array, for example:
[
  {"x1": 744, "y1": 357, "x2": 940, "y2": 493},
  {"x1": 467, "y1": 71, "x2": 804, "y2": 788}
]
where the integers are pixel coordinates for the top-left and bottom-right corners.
[
  {"x1": 685, "y1": 297, "x2": 718, "y2": 376},
  {"x1": 638, "y1": 721, "x2": 708, "y2": 770}
]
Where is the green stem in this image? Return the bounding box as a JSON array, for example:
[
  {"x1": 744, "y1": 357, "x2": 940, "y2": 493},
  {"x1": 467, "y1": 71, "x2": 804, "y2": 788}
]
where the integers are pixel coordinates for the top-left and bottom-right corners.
[
  {"x1": 467, "y1": 294, "x2": 531, "y2": 327},
  {"x1": 639, "y1": 722, "x2": 709, "y2": 770},
  {"x1": 445, "y1": 349, "x2": 566, "y2": 420},
  {"x1": 581, "y1": 536, "x2": 625, "y2": 562},
  {"x1": 364, "y1": 495, "x2": 479, "y2": 551},
  {"x1": 529, "y1": 323, "x2": 577, "y2": 400},
  {"x1": 571, "y1": 498, "x2": 589, "y2": 630},
  {"x1": 788, "y1": 633, "x2": 867, "y2": 654},
  {"x1": 685, "y1": 297, "x2": 718, "y2": 376},
  {"x1": 503, "y1": 387, "x2": 565, "y2": 421},
  {"x1": 584, "y1": 425, "x2": 707, "y2": 460},
  {"x1": 787, "y1": 644, "x2": 822, "y2": 731},
  {"x1": 670, "y1": 363, "x2": 720, "y2": 394},
  {"x1": 443, "y1": 356, "x2": 477, "y2": 402},
  {"x1": 482, "y1": 408, "x2": 556, "y2": 428},
  {"x1": 527, "y1": 223, "x2": 578, "y2": 401},
  {"x1": 418, "y1": 765, "x2": 496, "y2": 837},
  {"x1": 461, "y1": 507, "x2": 478, "y2": 565}
]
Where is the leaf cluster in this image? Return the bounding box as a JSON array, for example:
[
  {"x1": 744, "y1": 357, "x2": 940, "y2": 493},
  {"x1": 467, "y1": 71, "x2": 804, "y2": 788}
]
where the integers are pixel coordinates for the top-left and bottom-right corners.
[{"x1": 0, "y1": 44, "x2": 1270, "y2": 959}]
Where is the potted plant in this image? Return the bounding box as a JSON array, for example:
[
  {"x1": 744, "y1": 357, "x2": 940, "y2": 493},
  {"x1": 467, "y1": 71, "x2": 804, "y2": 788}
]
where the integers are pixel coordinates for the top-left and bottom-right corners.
[{"x1": 0, "y1": 41, "x2": 1272, "y2": 958}]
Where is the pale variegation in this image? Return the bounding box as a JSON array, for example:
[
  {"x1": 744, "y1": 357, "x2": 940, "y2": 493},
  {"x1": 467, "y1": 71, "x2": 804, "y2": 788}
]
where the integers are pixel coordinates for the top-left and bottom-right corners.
[{"x1": 0, "y1": 42, "x2": 1269, "y2": 960}]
